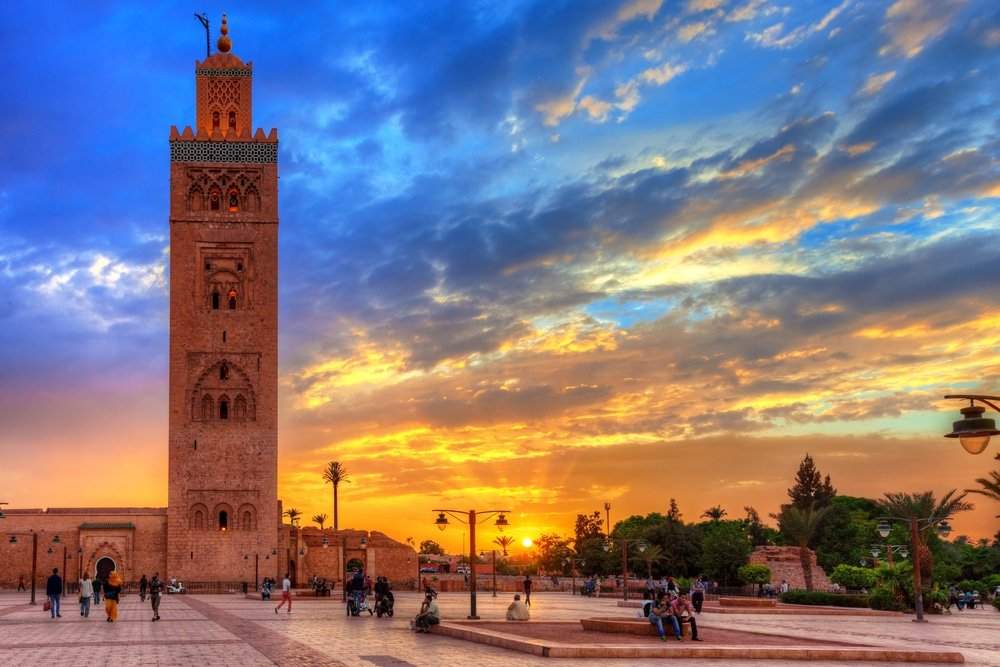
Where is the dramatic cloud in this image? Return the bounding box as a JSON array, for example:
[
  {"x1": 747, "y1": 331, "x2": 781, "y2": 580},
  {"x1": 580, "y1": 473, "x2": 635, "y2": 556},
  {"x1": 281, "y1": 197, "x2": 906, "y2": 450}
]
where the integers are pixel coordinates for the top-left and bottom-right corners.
[{"x1": 2, "y1": 0, "x2": 999, "y2": 543}]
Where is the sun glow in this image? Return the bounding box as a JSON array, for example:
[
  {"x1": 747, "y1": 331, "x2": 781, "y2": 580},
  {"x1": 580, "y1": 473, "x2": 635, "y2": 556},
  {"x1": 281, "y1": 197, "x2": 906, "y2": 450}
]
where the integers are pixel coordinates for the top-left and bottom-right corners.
[{"x1": 521, "y1": 537, "x2": 534, "y2": 548}]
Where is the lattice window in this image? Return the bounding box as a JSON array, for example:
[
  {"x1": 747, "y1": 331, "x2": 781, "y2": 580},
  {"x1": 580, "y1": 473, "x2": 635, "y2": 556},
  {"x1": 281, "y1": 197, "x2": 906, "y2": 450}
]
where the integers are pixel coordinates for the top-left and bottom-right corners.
[
  {"x1": 207, "y1": 78, "x2": 240, "y2": 111},
  {"x1": 171, "y1": 141, "x2": 278, "y2": 163}
]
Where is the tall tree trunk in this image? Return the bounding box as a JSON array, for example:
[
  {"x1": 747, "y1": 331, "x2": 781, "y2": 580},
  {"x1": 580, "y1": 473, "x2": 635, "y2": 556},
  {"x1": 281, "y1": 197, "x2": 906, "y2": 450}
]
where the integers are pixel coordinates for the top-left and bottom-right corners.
[
  {"x1": 800, "y1": 543, "x2": 814, "y2": 591},
  {"x1": 333, "y1": 483, "x2": 339, "y2": 531}
]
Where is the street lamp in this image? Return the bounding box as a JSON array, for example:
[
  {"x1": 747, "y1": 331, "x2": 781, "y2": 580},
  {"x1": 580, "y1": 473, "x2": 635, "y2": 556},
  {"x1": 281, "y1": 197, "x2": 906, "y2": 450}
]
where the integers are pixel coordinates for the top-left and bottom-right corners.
[
  {"x1": 563, "y1": 556, "x2": 585, "y2": 594},
  {"x1": 480, "y1": 550, "x2": 498, "y2": 597},
  {"x1": 943, "y1": 395, "x2": 1000, "y2": 455},
  {"x1": 604, "y1": 538, "x2": 647, "y2": 601},
  {"x1": 432, "y1": 508, "x2": 511, "y2": 619},
  {"x1": 7, "y1": 531, "x2": 60, "y2": 605}
]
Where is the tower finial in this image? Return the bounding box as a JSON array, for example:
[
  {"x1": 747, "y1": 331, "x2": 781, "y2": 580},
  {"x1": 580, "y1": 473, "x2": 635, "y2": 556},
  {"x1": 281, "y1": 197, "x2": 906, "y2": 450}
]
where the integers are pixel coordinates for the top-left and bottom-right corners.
[{"x1": 217, "y1": 13, "x2": 232, "y2": 53}]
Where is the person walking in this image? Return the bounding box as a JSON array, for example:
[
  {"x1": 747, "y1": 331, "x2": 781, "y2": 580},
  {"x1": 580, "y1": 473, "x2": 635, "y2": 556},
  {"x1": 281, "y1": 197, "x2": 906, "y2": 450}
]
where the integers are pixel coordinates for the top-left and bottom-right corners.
[
  {"x1": 93, "y1": 576, "x2": 102, "y2": 605},
  {"x1": 46, "y1": 568, "x2": 63, "y2": 619},
  {"x1": 79, "y1": 573, "x2": 93, "y2": 618},
  {"x1": 139, "y1": 574, "x2": 148, "y2": 602},
  {"x1": 104, "y1": 571, "x2": 123, "y2": 623},
  {"x1": 275, "y1": 573, "x2": 292, "y2": 614},
  {"x1": 523, "y1": 575, "x2": 533, "y2": 606},
  {"x1": 17, "y1": 575, "x2": 26, "y2": 592},
  {"x1": 149, "y1": 573, "x2": 163, "y2": 622},
  {"x1": 691, "y1": 576, "x2": 706, "y2": 613}
]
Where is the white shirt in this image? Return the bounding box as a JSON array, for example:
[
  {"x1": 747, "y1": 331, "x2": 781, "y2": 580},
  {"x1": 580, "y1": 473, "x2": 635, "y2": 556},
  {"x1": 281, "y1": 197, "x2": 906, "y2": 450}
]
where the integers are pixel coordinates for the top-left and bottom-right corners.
[
  {"x1": 79, "y1": 579, "x2": 94, "y2": 597},
  {"x1": 282, "y1": 577, "x2": 291, "y2": 592}
]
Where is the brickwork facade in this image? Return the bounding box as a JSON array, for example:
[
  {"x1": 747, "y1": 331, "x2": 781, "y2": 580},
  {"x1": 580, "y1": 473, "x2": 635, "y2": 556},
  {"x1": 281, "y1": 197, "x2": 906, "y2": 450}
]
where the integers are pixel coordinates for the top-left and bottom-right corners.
[{"x1": 748, "y1": 545, "x2": 832, "y2": 591}]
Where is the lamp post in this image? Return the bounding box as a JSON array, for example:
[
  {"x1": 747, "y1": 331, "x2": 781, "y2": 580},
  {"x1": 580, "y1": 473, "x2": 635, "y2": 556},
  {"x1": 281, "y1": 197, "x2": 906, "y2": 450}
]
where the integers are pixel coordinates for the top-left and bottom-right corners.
[
  {"x1": 943, "y1": 394, "x2": 1000, "y2": 455},
  {"x1": 877, "y1": 517, "x2": 950, "y2": 622},
  {"x1": 433, "y1": 509, "x2": 511, "y2": 619},
  {"x1": 8, "y1": 531, "x2": 61, "y2": 605},
  {"x1": 604, "y1": 502, "x2": 611, "y2": 534},
  {"x1": 603, "y1": 538, "x2": 646, "y2": 601},
  {"x1": 563, "y1": 556, "x2": 585, "y2": 595}
]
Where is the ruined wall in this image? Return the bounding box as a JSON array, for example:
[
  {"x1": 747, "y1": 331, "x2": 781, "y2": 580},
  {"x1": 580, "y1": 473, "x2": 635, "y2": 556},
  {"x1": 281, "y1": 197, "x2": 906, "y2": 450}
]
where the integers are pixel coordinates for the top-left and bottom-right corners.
[{"x1": 748, "y1": 545, "x2": 832, "y2": 591}]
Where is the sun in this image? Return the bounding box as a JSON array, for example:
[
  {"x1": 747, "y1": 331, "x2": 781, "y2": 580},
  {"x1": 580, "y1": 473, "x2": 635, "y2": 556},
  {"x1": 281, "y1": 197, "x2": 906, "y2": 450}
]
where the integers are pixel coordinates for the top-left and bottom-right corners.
[{"x1": 522, "y1": 537, "x2": 534, "y2": 548}]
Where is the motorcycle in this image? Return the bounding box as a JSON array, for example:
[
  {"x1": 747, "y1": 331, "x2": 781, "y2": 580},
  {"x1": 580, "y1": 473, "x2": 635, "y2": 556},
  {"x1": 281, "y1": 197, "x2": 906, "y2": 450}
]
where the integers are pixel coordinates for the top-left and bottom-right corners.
[
  {"x1": 580, "y1": 579, "x2": 598, "y2": 597},
  {"x1": 167, "y1": 580, "x2": 186, "y2": 595},
  {"x1": 347, "y1": 590, "x2": 372, "y2": 616},
  {"x1": 375, "y1": 590, "x2": 395, "y2": 618}
]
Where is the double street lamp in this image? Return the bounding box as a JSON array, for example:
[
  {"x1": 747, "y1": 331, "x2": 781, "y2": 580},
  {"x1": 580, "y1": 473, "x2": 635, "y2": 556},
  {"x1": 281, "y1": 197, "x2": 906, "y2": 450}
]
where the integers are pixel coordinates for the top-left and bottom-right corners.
[
  {"x1": 8, "y1": 531, "x2": 62, "y2": 605},
  {"x1": 603, "y1": 538, "x2": 647, "y2": 601},
  {"x1": 943, "y1": 394, "x2": 1000, "y2": 455},
  {"x1": 433, "y1": 508, "x2": 511, "y2": 619},
  {"x1": 876, "y1": 517, "x2": 951, "y2": 622},
  {"x1": 562, "y1": 556, "x2": 586, "y2": 595}
]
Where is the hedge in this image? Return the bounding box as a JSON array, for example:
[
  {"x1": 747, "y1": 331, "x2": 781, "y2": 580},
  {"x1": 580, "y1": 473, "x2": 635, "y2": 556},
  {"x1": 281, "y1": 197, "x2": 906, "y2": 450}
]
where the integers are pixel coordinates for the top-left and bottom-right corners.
[{"x1": 780, "y1": 590, "x2": 870, "y2": 608}]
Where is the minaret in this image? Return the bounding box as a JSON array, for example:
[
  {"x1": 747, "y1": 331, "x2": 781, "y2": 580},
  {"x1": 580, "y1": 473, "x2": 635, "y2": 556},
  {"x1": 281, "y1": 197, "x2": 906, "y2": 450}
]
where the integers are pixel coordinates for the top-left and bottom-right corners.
[{"x1": 166, "y1": 15, "x2": 279, "y2": 582}]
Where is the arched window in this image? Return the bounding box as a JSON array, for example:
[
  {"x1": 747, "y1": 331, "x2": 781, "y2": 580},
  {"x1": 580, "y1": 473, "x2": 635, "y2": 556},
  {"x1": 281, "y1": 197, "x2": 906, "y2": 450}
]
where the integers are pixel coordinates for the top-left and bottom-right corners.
[
  {"x1": 219, "y1": 510, "x2": 228, "y2": 531},
  {"x1": 219, "y1": 396, "x2": 229, "y2": 420},
  {"x1": 228, "y1": 188, "x2": 240, "y2": 212},
  {"x1": 228, "y1": 289, "x2": 238, "y2": 310},
  {"x1": 234, "y1": 394, "x2": 247, "y2": 420},
  {"x1": 211, "y1": 291, "x2": 220, "y2": 310},
  {"x1": 201, "y1": 394, "x2": 214, "y2": 420},
  {"x1": 244, "y1": 187, "x2": 260, "y2": 213},
  {"x1": 242, "y1": 511, "x2": 252, "y2": 529},
  {"x1": 194, "y1": 510, "x2": 204, "y2": 530},
  {"x1": 212, "y1": 111, "x2": 220, "y2": 130},
  {"x1": 220, "y1": 362, "x2": 229, "y2": 380},
  {"x1": 228, "y1": 111, "x2": 237, "y2": 130},
  {"x1": 189, "y1": 186, "x2": 204, "y2": 212}
]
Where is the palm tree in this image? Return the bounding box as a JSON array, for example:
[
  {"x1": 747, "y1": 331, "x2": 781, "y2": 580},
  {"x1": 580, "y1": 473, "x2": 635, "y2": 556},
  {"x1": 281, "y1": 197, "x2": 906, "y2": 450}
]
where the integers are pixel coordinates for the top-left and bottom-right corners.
[
  {"x1": 284, "y1": 508, "x2": 302, "y2": 526},
  {"x1": 322, "y1": 461, "x2": 350, "y2": 531},
  {"x1": 637, "y1": 544, "x2": 665, "y2": 578},
  {"x1": 877, "y1": 490, "x2": 973, "y2": 590},
  {"x1": 701, "y1": 506, "x2": 727, "y2": 521},
  {"x1": 312, "y1": 513, "x2": 328, "y2": 530},
  {"x1": 494, "y1": 536, "x2": 514, "y2": 556},
  {"x1": 779, "y1": 504, "x2": 829, "y2": 591},
  {"x1": 967, "y1": 470, "x2": 1000, "y2": 517}
]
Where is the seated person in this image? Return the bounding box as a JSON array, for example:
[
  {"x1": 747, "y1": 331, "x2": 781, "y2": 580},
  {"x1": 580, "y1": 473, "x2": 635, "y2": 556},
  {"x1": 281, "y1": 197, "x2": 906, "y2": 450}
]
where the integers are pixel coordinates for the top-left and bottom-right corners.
[
  {"x1": 506, "y1": 593, "x2": 530, "y2": 621},
  {"x1": 671, "y1": 592, "x2": 702, "y2": 641},
  {"x1": 412, "y1": 593, "x2": 440, "y2": 633},
  {"x1": 648, "y1": 592, "x2": 681, "y2": 641}
]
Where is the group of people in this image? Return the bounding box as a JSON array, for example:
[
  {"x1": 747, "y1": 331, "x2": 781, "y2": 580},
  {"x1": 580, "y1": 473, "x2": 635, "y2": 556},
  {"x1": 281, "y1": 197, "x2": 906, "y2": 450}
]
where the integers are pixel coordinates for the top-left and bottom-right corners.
[
  {"x1": 643, "y1": 575, "x2": 709, "y2": 614},
  {"x1": 42, "y1": 568, "x2": 162, "y2": 623},
  {"x1": 642, "y1": 590, "x2": 702, "y2": 641},
  {"x1": 947, "y1": 587, "x2": 984, "y2": 610},
  {"x1": 308, "y1": 575, "x2": 334, "y2": 597}
]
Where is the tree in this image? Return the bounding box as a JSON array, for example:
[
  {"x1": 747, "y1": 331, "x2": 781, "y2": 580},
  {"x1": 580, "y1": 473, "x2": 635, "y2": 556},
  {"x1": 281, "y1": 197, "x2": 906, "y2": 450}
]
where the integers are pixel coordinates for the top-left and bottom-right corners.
[
  {"x1": 667, "y1": 498, "x2": 682, "y2": 523},
  {"x1": 535, "y1": 533, "x2": 574, "y2": 574},
  {"x1": 419, "y1": 540, "x2": 444, "y2": 555},
  {"x1": 700, "y1": 521, "x2": 751, "y2": 585},
  {"x1": 877, "y1": 490, "x2": 974, "y2": 592},
  {"x1": 322, "y1": 461, "x2": 350, "y2": 531},
  {"x1": 283, "y1": 508, "x2": 302, "y2": 525},
  {"x1": 829, "y1": 564, "x2": 876, "y2": 590},
  {"x1": 574, "y1": 511, "x2": 605, "y2": 545},
  {"x1": 494, "y1": 535, "x2": 515, "y2": 556},
  {"x1": 778, "y1": 504, "x2": 830, "y2": 591},
  {"x1": 738, "y1": 564, "x2": 771, "y2": 594},
  {"x1": 638, "y1": 544, "x2": 666, "y2": 578},
  {"x1": 312, "y1": 513, "x2": 328, "y2": 530},
  {"x1": 743, "y1": 506, "x2": 777, "y2": 546},
  {"x1": 813, "y1": 495, "x2": 880, "y2": 571},
  {"x1": 967, "y1": 469, "x2": 1000, "y2": 517},
  {"x1": 701, "y1": 506, "x2": 727, "y2": 521},
  {"x1": 787, "y1": 454, "x2": 836, "y2": 509}
]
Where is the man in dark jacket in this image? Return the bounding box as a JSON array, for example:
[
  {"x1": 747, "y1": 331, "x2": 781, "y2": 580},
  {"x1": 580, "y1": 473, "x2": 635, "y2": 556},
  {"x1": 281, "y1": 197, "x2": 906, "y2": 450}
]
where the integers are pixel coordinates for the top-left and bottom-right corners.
[
  {"x1": 46, "y1": 568, "x2": 62, "y2": 619},
  {"x1": 139, "y1": 574, "x2": 148, "y2": 602},
  {"x1": 148, "y1": 573, "x2": 163, "y2": 622}
]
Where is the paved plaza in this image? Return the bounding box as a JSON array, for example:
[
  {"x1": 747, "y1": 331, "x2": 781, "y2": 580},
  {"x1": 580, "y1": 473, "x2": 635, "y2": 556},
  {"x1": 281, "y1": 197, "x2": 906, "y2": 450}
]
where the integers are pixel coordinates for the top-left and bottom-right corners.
[{"x1": 0, "y1": 591, "x2": 997, "y2": 666}]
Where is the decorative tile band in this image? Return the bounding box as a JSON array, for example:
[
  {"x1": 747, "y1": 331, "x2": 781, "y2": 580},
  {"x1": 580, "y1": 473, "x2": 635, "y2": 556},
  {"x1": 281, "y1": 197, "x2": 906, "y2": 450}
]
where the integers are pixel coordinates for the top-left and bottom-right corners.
[
  {"x1": 196, "y1": 68, "x2": 253, "y2": 77},
  {"x1": 170, "y1": 141, "x2": 277, "y2": 163}
]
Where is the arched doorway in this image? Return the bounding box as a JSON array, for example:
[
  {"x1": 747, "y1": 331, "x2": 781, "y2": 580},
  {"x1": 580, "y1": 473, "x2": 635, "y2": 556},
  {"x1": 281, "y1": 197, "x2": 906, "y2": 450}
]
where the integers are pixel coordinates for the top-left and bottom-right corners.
[{"x1": 95, "y1": 557, "x2": 116, "y2": 583}]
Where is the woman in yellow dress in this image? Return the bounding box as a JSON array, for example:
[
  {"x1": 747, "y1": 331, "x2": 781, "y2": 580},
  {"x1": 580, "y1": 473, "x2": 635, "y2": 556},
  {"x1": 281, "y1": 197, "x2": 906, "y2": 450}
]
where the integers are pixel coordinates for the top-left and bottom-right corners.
[{"x1": 104, "y1": 571, "x2": 123, "y2": 623}]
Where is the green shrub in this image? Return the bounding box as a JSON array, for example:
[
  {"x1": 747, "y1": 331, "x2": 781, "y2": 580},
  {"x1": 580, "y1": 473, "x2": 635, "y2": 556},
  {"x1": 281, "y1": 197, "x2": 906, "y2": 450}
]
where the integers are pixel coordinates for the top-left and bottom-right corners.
[
  {"x1": 868, "y1": 586, "x2": 905, "y2": 611},
  {"x1": 780, "y1": 590, "x2": 870, "y2": 608},
  {"x1": 983, "y1": 574, "x2": 1000, "y2": 590},
  {"x1": 830, "y1": 564, "x2": 876, "y2": 590},
  {"x1": 738, "y1": 564, "x2": 771, "y2": 585},
  {"x1": 956, "y1": 579, "x2": 987, "y2": 595},
  {"x1": 993, "y1": 597, "x2": 1000, "y2": 612}
]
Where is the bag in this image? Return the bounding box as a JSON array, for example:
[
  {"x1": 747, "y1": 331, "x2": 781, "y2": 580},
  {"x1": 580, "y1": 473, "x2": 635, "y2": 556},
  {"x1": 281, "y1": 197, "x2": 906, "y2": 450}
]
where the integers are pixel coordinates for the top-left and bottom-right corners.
[{"x1": 43, "y1": 600, "x2": 51, "y2": 612}]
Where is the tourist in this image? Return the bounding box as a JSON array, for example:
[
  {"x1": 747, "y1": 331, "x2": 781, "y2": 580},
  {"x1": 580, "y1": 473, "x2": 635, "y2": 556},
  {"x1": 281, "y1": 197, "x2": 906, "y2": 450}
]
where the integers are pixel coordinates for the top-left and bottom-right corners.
[
  {"x1": 690, "y1": 576, "x2": 706, "y2": 613},
  {"x1": 79, "y1": 573, "x2": 93, "y2": 618},
  {"x1": 506, "y1": 593, "x2": 530, "y2": 621},
  {"x1": 780, "y1": 579, "x2": 789, "y2": 594},
  {"x1": 666, "y1": 576, "x2": 677, "y2": 594},
  {"x1": 644, "y1": 578, "x2": 655, "y2": 599},
  {"x1": 523, "y1": 575, "x2": 533, "y2": 606},
  {"x1": 93, "y1": 576, "x2": 102, "y2": 605},
  {"x1": 275, "y1": 573, "x2": 292, "y2": 614},
  {"x1": 671, "y1": 592, "x2": 702, "y2": 641},
  {"x1": 46, "y1": 568, "x2": 62, "y2": 619},
  {"x1": 648, "y1": 592, "x2": 681, "y2": 641},
  {"x1": 149, "y1": 573, "x2": 163, "y2": 622},
  {"x1": 412, "y1": 592, "x2": 440, "y2": 633},
  {"x1": 17, "y1": 575, "x2": 26, "y2": 592},
  {"x1": 104, "y1": 571, "x2": 122, "y2": 623},
  {"x1": 139, "y1": 574, "x2": 148, "y2": 602}
]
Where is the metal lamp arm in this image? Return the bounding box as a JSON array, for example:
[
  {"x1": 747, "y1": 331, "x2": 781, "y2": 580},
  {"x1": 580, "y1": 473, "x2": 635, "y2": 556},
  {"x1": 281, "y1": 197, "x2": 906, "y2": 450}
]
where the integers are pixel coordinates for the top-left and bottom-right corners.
[{"x1": 944, "y1": 394, "x2": 1000, "y2": 414}]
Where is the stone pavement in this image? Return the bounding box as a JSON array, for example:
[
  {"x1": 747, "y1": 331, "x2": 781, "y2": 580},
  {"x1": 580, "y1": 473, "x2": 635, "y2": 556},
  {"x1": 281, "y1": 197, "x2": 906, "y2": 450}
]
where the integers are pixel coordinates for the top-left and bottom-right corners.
[{"x1": 0, "y1": 590, "x2": 997, "y2": 666}]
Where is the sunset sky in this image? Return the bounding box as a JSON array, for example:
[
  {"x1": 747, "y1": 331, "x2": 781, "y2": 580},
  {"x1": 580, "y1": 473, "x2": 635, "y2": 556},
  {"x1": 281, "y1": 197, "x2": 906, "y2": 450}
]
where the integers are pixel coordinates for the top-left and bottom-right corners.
[{"x1": 1, "y1": 1, "x2": 999, "y2": 552}]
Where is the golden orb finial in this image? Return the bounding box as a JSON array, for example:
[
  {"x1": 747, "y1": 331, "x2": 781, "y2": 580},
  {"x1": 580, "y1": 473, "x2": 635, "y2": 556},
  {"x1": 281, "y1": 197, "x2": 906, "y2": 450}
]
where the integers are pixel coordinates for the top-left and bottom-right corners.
[{"x1": 217, "y1": 13, "x2": 232, "y2": 53}]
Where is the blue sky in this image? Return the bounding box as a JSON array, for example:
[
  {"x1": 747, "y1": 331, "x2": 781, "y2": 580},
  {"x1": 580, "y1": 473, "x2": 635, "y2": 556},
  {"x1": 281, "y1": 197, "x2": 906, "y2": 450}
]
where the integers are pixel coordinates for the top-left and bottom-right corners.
[{"x1": 1, "y1": 0, "x2": 999, "y2": 542}]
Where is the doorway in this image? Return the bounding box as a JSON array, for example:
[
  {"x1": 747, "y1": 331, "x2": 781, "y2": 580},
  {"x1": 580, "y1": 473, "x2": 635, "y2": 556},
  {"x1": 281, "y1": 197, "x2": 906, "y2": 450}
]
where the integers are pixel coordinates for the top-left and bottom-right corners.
[{"x1": 95, "y1": 557, "x2": 116, "y2": 583}]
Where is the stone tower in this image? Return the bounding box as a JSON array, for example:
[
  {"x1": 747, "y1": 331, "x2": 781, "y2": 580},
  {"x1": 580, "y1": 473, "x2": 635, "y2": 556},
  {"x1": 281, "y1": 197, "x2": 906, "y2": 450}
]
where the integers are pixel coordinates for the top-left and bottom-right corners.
[{"x1": 166, "y1": 15, "x2": 279, "y2": 582}]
